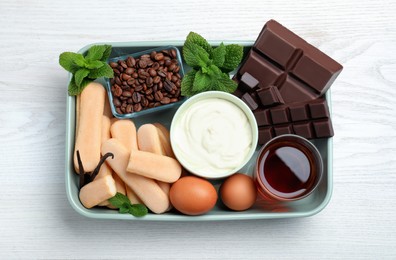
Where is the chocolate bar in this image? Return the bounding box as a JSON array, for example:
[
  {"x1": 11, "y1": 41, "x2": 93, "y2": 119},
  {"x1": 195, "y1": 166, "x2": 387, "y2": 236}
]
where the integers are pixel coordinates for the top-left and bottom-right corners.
[
  {"x1": 234, "y1": 20, "x2": 343, "y2": 106},
  {"x1": 254, "y1": 98, "x2": 334, "y2": 144}
]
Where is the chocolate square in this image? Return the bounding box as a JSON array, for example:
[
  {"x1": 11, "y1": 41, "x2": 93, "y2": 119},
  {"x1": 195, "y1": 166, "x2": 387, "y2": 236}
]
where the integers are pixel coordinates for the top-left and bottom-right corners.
[
  {"x1": 239, "y1": 72, "x2": 259, "y2": 92},
  {"x1": 293, "y1": 122, "x2": 314, "y2": 139},
  {"x1": 309, "y1": 99, "x2": 330, "y2": 119},
  {"x1": 258, "y1": 127, "x2": 274, "y2": 145},
  {"x1": 274, "y1": 125, "x2": 293, "y2": 135},
  {"x1": 241, "y1": 92, "x2": 258, "y2": 111},
  {"x1": 270, "y1": 106, "x2": 289, "y2": 124},
  {"x1": 313, "y1": 120, "x2": 334, "y2": 138},
  {"x1": 256, "y1": 85, "x2": 284, "y2": 107},
  {"x1": 254, "y1": 109, "x2": 271, "y2": 126},
  {"x1": 289, "y1": 103, "x2": 309, "y2": 121}
]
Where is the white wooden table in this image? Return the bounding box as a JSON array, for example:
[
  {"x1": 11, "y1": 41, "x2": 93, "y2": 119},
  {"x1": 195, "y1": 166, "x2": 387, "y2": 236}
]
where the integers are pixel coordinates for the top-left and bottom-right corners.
[{"x1": 1, "y1": 0, "x2": 395, "y2": 258}]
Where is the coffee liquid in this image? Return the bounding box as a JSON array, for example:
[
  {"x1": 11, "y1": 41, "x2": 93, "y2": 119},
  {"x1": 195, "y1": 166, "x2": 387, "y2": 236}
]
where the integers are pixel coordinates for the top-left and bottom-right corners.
[{"x1": 257, "y1": 141, "x2": 317, "y2": 200}]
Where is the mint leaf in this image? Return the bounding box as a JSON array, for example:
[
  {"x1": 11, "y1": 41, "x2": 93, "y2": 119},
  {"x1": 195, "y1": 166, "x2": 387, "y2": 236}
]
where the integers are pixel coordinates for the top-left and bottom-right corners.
[
  {"x1": 216, "y1": 75, "x2": 238, "y2": 93},
  {"x1": 68, "y1": 77, "x2": 80, "y2": 96},
  {"x1": 85, "y1": 44, "x2": 112, "y2": 62},
  {"x1": 108, "y1": 192, "x2": 130, "y2": 208},
  {"x1": 185, "y1": 32, "x2": 213, "y2": 56},
  {"x1": 85, "y1": 60, "x2": 104, "y2": 69},
  {"x1": 183, "y1": 41, "x2": 210, "y2": 68},
  {"x1": 129, "y1": 204, "x2": 148, "y2": 217},
  {"x1": 59, "y1": 52, "x2": 84, "y2": 73},
  {"x1": 212, "y1": 43, "x2": 226, "y2": 67},
  {"x1": 108, "y1": 192, "x2": 148, "y2": 217},
  {"x1": 181, "y1": 69, "x2": 197, "y2": 96},
  {"x1": 221, "y1": 44, "x2": 243, "y2": 72},
  {"x1": 75, "y1": 68, "x2": 90, "y2": 87},
  {"x1": 101, "y1": 45, "x2": 112, "y2": 61},
  {"x1": 119, "y1": 203, "x2": 131, "y2": 214},
  {"x1": 193, "y1": 69, "x2": 213, "y2": 93},
  {"x1": 88, "y1": 63, "x2": 114, "y2": 78}
]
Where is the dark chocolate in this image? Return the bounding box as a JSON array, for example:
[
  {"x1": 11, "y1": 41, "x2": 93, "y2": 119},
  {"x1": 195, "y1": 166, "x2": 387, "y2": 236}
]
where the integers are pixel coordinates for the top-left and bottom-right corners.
[
  {"x1": 254, "y1": 98, "x2": 334, "y2": 144},
  {"x1": 241, "y1": 92, "x2": 258, "y2": 110},
  {"x1": 240, "y1": 72, "x2": 259, "y2": 92},
  {"x1": 234, "y1": 20, "x2": 343, "y2": 105},
  {"x1": 257, "y1": 86, "x2": 284, "y2": 107}
]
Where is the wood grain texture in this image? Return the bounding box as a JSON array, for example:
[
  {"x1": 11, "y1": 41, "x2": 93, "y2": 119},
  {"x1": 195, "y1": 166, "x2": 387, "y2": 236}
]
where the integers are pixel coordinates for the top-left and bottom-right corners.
[{"x1": 0, "y1": 0, "x2": 395, "y2": 259}]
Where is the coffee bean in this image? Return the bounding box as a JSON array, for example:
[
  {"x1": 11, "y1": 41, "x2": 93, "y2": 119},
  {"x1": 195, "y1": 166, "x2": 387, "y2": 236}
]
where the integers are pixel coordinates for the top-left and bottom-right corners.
[
  {"x1": 114, "y1": 85, "x2": 123, "y2": 97},
  {"x1": 113, "y1": 97, "x2": 121, "y2": 107},
  {"x1": 148, "y1": 102, "x2": 155, "y2": 108},
  {"x1": 150, "y1": 51, "x2": 157, "y2": 60},
  {"x1": 174, "y1": 66, "x2": 180, "y2": 73},
  {"x1": 127, "y1": 98, "x2": 133, "y2": 104},
  {"x1": 154, "y1": 91, "x2": 163, "y2": 101},
  {"x1": 135, "y1": 85, "x2": 143, "y2": 92},
  {"x1": 160, "y1": 97, "x2": 171, "y2": 104},
  {"x1": 110, "y1": 62, "x2": 118, "y2": 68},
  {"x1": 165, "y1": 59, "x2": 172, "y2": 67},
  {"x1": 141, "y1": 54, "x2": 150, "y2": 59},
  {"x1": 175, "y1": 81, "x2": 181, "y2": 87},
  {"x1": 139, "y1": 70, "x2": 150, "y2": 79},
  {"x1": 145, "y1": 88, "x2": 153, "y2": 95},
  {"x1": 170, "y1": 98, "x2": 178, "y2": 103},
  {"x1": 141, "y1": 97, "x2": 149, "y2": 107},
  {"x1": 146, "y1": 77, "x2": 153, "y2": 86},
  {"x1": 113, "y1": 68, "x2": 121, "y2": 75},
  {"x1": 175, "y1": 89, "x2": 181, "y2": 97},
  {"x1": 122, "y1": 73, "x2": 131, "y2": 81},
  {"x1": 171, "y1": 75, "x2": 178, "y2": 83},
  {"x1": 152, "y1": 62, "x2": 160, "y2": 70},
  {"x1": 154, "y1": 102, "x2": 161, "y2": 107},
  {"x1": 116, "y1": 107, "x2": 122, "y2": 114},
  {"x1": 162, "y1": 50, "x2": 170, "y2": 56},
  {"x1": 139, "y1": 59, "x2": 147, "y2": 68},
  {"x1": 126, "y1": 104, "x2": 133, "y2": 114},
  {"x1": 132, "y1": 72, "x2": 138, "y2": 79},
  {"x1": 157, "y1": 70, "x2": 166, "y2": 77},
  {"x1": 127, "y1": 78, "x2": 135, "y2": 85},
  {"x1": 132, "y1": 92, "x2": 141, "y2": 103},
  {"x1": 147, "y1": 94, "x2": 154, "y2": 101},
  {"x1": 148, "y1": 68, "x2": 157, "y2": 77},
  {"x1": 164, "y1": 79, "x2": 174, "y2": 92},
  {"x1": 122, "y1": 91, "x2": 132, "y2": 97},
  {"x1": 115, "y1": 76, "x2": 122, "y2": 86},
  {"x1": 126, "y1": 57, "x2": 136, "y2": 67},
  {"x1": 170, "y1": 49, "x2": 177, "y2": 59},
  {"x1": 119, "y1": 96, "x2": 127, "y2": 101},
  {"x1": 125, "y1": 67, "x2": 134, "y2": 75},
  {"x1": 166, "y1": 72, "x2": 172, "y2": 81},
  {"x1": 119, "y1": 60, "x2": 128, "y2": 69},
  {"x1": 153, "y1": 76, "x2": 161, "y2": 84},
  {"x1": 154, "y1": 53, "x2": 164, "y2": 61},
  {"x1": 171, "y1": 59, "x2": 178, "y2": 64},
  {"x1": 168, "y1": 63, "x2": 176, "y2": 72},
  {"x1": 134, "y1": 103, "x2": 142, "y2": 112},
  {"x1": 120, "y1": 106, "x2": 126, "y2": 113}
]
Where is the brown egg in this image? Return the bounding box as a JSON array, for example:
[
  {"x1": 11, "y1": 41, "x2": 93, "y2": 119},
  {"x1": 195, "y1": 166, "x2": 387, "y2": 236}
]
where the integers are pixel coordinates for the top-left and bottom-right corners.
[
  {"x1": 170, "y1": 176, "x2": 217, "y2": 215},
  {"x1": 220, "y1": 173, "x2": 257, "y2": 211}
]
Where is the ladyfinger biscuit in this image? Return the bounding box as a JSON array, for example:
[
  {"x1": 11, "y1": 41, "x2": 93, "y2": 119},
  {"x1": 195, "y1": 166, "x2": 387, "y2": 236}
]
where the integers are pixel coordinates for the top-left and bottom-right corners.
[
  {"x1": 79, "y1": 175, "x2": 117, "y2": 209},
  {"x1": 101, "y1": 138, "x2": 170, "y2": 214},
  {"x1": 73, "y1": 82, "x2": 105, "y2": 172},
  {"x1": 137, "y1": 124, "x2": 165, "y2": 155},
  {"x1": 127, "y1": 150, "x2": 182, "y2": 183},
  {"x1": 153, "y1": 123, "x2": 175, "y2": 158},
  {"x1": 126, "y1": 185, "x2": 143, "y2": 204},
  {"x1": 110, "y1": 119, "x2": 138, "y2": 152}
]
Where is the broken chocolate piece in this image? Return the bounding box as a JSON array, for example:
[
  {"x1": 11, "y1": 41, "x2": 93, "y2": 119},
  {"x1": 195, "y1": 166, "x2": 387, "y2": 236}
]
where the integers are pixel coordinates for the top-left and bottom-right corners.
[{"x1": 240, "y1": 72, "x2": 259, "y2": 92}]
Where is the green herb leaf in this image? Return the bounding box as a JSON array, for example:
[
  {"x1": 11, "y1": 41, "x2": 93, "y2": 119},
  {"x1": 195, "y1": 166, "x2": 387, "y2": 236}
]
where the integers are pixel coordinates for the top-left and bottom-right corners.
[
  {"x1": 216, "y1": 75, "x2": 238, "y2": 93},
  {"x1": 88, "y1": 63, "x2": 114, "y2": 78},
  {"x1": 221, "y1": 44, "x2": 244, "y2": 72},
  {"x1": 129, "y1": 204, "x2": 148, "y2": 217},
  {"x1": 183, "y1": 41, "x2": 210, "y2": 68},
  {"x1": 108, "y1": 192, "x2": 130, "y2": 208},
  {"x1": 85, "y1": 60, "x2": 104, "y2": 69},
  {"x1": 181, "y1": 69, "x2": 198, "y2": 96},
  {"x1": 108, "y1": 193, "x2": 148, "y2": 218},
  {"x1": 68, "y1": 77, "x2": 80, "y2": 96},
  {"x1": 59, "y1": 52, "x2": 84, "y2": 73},
  {"x1": 212, "y1": 43, "x2": 226, "y2": 67},
  {"x1": 119, "y1": 203, "x2": 131, "y2": 214},
  {"x1": 185, "y1": 32, "x2": 213, "y2": 56},
  {"x1": 74, "y1": 68, "x2": 90, "y2": 87},
  {"x1": 192, "y1": 69, "x2": 213, "y2": 93},
  {"x1": 85, "y1": 44, "x2": 112, "y2": 62}
]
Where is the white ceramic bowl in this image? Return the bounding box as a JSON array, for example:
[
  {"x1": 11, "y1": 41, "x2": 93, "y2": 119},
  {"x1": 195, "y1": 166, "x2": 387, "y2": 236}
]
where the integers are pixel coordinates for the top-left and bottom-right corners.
[{"x1": 170, "y1": 91, "x2": 258, "y2": 179}]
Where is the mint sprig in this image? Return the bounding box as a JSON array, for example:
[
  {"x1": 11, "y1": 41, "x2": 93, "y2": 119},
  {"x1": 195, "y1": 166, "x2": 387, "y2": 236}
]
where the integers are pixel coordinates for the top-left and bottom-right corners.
[
  {"x1": 181, "y1": 32, "x2": 243, "y2": 97},
  {"x1": 59, "y1": 44, "x2": 114, "y2": 96},
  {"x1": 108, "y1": 192, "x2": 148, "y2": 217}
]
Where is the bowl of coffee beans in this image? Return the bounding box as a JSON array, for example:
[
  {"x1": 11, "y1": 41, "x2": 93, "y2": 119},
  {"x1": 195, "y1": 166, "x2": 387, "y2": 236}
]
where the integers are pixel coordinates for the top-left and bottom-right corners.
[{"x1": 106, "y1": 46, "x2": 185, "y2": 118}]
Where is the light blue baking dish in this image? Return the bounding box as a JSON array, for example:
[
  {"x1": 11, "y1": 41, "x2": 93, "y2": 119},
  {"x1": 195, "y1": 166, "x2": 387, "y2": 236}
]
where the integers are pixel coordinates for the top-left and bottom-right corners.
[{"x1": 65, "y1": 41, "x2": 333, "y2": 221}]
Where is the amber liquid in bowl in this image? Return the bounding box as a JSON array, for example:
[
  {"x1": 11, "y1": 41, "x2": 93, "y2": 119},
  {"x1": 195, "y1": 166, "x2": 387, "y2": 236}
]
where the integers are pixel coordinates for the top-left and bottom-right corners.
[{"x1": 255, "y1": 135, "x2": 323, "y2": 201}]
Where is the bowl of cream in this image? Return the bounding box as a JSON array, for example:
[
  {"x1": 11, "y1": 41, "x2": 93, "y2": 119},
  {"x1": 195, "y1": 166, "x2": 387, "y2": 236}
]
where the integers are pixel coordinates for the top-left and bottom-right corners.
[{"x1": 170, "y1": 91, "x2": 258, "y2": 179}]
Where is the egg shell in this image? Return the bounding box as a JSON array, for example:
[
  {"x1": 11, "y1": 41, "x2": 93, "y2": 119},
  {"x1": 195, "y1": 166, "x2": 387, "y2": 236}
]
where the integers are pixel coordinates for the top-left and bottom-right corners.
[
  {"x1": 220, "y1": 173, "x2": 257, "y2": 211},
  {"x1": 170, "y1": 176, "x2": 217, "y2": 215}
]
